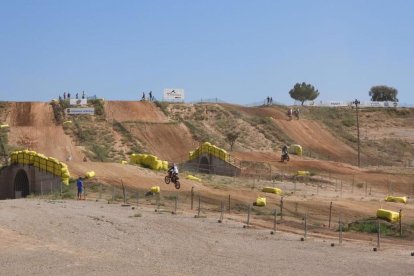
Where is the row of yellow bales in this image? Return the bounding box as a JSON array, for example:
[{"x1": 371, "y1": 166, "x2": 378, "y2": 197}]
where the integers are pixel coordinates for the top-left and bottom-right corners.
[
  {"x1": 189, "y1": 142, "x2": 229, "y2": 162},
  {"x1": 10, "y1": 150, "x2": 70, "y2": 185},
  {"x1": 130, "y1": 153, "x2": 169, "y2": 171}
]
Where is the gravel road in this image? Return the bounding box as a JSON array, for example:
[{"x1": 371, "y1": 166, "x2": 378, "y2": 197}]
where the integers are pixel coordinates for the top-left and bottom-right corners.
[{"x1": 0, "y1": 198, "x2": 413, "y2": 275}]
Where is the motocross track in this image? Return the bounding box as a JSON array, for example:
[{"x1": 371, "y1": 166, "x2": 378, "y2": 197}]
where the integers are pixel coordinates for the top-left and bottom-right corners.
[
  {"x1": 5, "y1": 102, "x2": 84, "y2": 162},
  {"x1": 273, "y1": 119, "x2": 357, "y2": 163},
  {"x1": 105, "y1": 101, "x2": 169, "y2": 123},
  {"x1": 105, "y1": 101, "x2": 197, "y2": 161},
  {"x1": 2, "y1": 101, "x2": 414, "y2": 252}
]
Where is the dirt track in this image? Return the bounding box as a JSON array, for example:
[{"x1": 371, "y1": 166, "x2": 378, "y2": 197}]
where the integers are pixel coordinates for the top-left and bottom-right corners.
[
  {"x1": 6, "y1": 102, "x2": 84, "y2": 161},
  {"x1": 0, "y1": 198, "x2": 413, "y2": 276}
]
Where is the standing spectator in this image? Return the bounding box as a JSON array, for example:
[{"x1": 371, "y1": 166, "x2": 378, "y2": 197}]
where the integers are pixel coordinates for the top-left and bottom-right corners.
[
  {"x1": 266, "y1": 96, "x2": 270, "y2": 105},
  {"x1": 270, "y1": 97, "x2": 273, "y2": 105},
  {"x1": 76, "y1": 177, "x2": 83, "y2": 200},
  {"x1": 149, "y1": 91, "x2": 153, "y2": 101},
  {"x1": 82, "y1": 91, "x2": 85, "y2": 99},
  {"x1": 294, "y1": 108, "x2": 300, "y2": 120},
  {"x1": 141, "y1": 92, "x2": 146, "y2": 101},
  {"x1": 59, "y1": 95, "x2": 62, "y2": 101},
  {"x1": 68, "y1": 93, "x2": 71, "y2": 99},
  {"x1": 287, "y1": 108, "x2": 293, "y2": 120},
  {"x1": 63, "y1": 92, "x2": 66, "y2": 99},
  {"x1": 76, "y1": 93, "x2": 78, "y2": 99}
]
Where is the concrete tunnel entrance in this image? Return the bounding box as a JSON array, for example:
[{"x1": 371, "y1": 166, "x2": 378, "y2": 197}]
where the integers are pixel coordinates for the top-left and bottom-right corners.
[
  {"x1": 199, "y1": 156, "x2": 210, "y2": 174},
  {"x1": 14, "y1": 169, "x2": 30, "y2": 198}
]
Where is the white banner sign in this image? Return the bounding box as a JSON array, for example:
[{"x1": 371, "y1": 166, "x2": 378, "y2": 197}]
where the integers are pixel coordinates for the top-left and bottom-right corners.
[
  {"x1": 163, "y1": 88, "x2": 185, "y2": 101},
  {"x1": 69, "y1": 99, "x2": 88, "y2": 106},
  {"x1": 66, "y1": 108, "x2": 95, "y2": 115},
  {"x1": 303, "y1": 100, "x2": 398, "y2": 108}
]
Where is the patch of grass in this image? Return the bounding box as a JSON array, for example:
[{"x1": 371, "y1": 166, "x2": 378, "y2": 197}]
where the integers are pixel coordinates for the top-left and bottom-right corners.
[
  {"x1": 347, "y1": 218, "x2": 392, "y2": 235},
  {"x1": 130, "y1": 213, "x2": 142, "y2": 218},
  {"x1": 92, "y1": 144, "x2": 109, "y2": 161},
  {"x1": 154, "y1": 101, "x2": 170, "y2": 116}
]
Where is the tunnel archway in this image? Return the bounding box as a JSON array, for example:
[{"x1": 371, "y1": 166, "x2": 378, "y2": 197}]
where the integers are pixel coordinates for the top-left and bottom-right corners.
[
  {"x1": 199, "y1": 156, "x2": 210, "y2": 174},
  {"x1": 14, "y1": 169, "x2": 30, "y2": 198}
]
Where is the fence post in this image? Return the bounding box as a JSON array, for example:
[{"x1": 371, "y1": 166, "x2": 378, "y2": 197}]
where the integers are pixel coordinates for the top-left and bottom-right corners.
[
  {"x1": 339, "y1": 214, "x2": 343, "y2": 245},
  {"x1": 328, "y1": 201, "x2": 333, "y2": 229},
  {"x1": 173, "y1": 194, "x2": 178, "y2": 214},
  {"x1": 352, "y1": 175, "x2": 355, "y2": 194},
  {"x1": 191, "y1": 186, "x2": 194, "y2": 210},
  {"x1": 112, "y1": 185, "x2": 115, "y2": 202},
  {"x1": 244, "y1": 205, "x2": 251, "y2": 228},
  {"x1": 399, "y1": 209, "x2": 403, "y2": 237},
  {"x1": 228, "y1": 194, "x2": 231, "y2": 214},
  {"x1": 218, "y1": 201, "x2": 224, "y2": 223},
  {"x1": 271, "y1": 208, "x2": 277, "y2": 235},
  {"x1": 197, "y1": 196, "x2": 201, "y2": 217},
  {"x1": 136, "y1": 191, "x2": 139, "y2": 206},
  {"x1": 280, "y1": 196, "x2": 284, "y2": 220},
  {"x1": 303, "y1": 213, "x2": 307, "y2": 241},
  {"x1": 377, "y1": 219, "x2": 381, "y2": 250}
]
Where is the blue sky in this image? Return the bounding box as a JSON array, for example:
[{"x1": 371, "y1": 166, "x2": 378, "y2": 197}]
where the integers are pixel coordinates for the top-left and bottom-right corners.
[{"x1": 0, "y1": 0, "x2": 413, "y2": 104}]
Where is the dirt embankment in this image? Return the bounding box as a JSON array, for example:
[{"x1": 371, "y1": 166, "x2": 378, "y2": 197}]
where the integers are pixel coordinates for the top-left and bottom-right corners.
[
  {"x1": 6, "y1": 102, "x2": 84, "y2": 162},
  {"x1": 105, "y1": 101, "x2": 169, "y2": 123}
]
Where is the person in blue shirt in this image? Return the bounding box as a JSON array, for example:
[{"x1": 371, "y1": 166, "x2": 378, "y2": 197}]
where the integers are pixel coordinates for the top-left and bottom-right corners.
[{"x1": 77, "y1": 177, "x2": 84, "y2": 200}]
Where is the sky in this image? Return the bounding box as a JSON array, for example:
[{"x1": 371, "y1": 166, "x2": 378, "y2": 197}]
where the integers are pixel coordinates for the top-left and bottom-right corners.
[{"x1": 0, "y1": 0, "x2": 413, "y2": 105}]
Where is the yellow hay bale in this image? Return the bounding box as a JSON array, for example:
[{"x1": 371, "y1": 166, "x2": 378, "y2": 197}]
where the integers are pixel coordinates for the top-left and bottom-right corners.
[
  {"x1": 162, "y1": 161, "x2": 168, "y2": 171},
  {"x1": 85, "y1": 171, "x2": 96, "y2": 179},
  {"x1": 262, "y1": 187, "x2": 282, "y2": 195},
  {"x1": 256, "y1": 197, "x2": 266, "y2": 207},
  {"x1": 63, "y1": 120, "x2": 72, "y2": 124},
  {"x1": 297, "y1": 171, "x2": 310, "y2": 176},
  {"x1": 150, "y1": 186, "x2": 160, "y2": 193},
  {"x1": 121, "y1": 160, "x2": 128, "y2": 165},
  {"x1": 0, "y1": 124, "x2": 10, "y2": 129},
  {"x1": 289, "y1": 144, "x2": 303, "y2": 156},
  {"x1": 186, "y1": 175, "x2": 202, "y2": 182},
  {"x1": 376, "y1": 209, "x2": 401, "y2": 222},
  {"x1": 61, "y1": 178, "x2": 69, "y2": 186},
  {"x1": 385, "y1": 196, "x2": 407, "y2": 204}
]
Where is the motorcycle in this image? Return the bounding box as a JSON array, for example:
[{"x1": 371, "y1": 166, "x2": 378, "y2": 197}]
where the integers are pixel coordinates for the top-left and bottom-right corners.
[
  {"x1": 281, "y1": 152, "x2": 290, "y2": 162},
  {"x1": 165, "y1": 172, "x2": 181, "y2": 189}
]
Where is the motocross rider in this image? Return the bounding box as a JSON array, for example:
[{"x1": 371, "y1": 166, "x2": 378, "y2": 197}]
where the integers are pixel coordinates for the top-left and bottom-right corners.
[
  {"x1": 168, "y1": 163, "x2": 179, "y2": 178},
  {"x1": 281, "y1": 145, "x2": 289, "y2": 158}
]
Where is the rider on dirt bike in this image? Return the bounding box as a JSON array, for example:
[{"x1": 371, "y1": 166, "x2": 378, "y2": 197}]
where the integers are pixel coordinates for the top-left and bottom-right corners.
[
  {"x1": 168, "y1": 163, "x2": 179, "y2": 180},
  {"x1": 281, "y1": 145, "x2": 290, "y2": 161}
]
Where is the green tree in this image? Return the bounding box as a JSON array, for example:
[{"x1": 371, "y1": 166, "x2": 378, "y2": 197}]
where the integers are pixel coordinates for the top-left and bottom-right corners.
[
  {"x1": 369, "y1": 85, "x2": 398, "y2": 102},
  {"x1": 289, "y1": 82, "x2": 320, "y2": 105},
  {"x1": 226, "y1": 132, "x2": 239, "y2": 151}
]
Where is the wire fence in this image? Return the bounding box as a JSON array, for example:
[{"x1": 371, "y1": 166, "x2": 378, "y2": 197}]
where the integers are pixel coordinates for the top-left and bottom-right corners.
[{"x1": 34, "y1": 165, "x2": 414, "y2": 245}]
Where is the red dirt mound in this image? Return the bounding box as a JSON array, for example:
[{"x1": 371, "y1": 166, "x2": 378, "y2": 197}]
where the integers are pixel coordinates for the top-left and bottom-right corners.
[
  {"x1": 273, "y1": 119, "x2": 357, "y2": 163},
  {"x1": 105, "y1": 101, "x2": 169, "y2": 123},
  {"x1": 6, "y1": 102, "x2": 84, "y2": 162},
  {"x1": 130, "y1": 122, "x2": 197, "y2": 162}
]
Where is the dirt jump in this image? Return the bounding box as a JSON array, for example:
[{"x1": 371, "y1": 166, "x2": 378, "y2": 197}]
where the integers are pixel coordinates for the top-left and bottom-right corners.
[{"x1": 6, "y1": 102, "x2": 84, "y2": 162}]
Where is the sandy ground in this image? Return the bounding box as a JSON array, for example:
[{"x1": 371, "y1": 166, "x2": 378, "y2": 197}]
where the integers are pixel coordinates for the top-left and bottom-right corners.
[{"x1": 0, "y1": 199, "x2": 413, "y2": 276}]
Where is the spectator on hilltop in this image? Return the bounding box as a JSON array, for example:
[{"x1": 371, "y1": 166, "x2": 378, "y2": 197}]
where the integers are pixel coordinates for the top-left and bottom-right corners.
[
  {"x1": 149, "y1": 91, "x2": 153, "y2": 101},
  {"x1": 76, "y1": 93, "x2": 78, "y2": 99},
  {"x1": 68, "y1": 93, "x2": 71, "y2": 99},
  {"x1": 82, "y1": 91, "x2": 85, "y2": 99},
  {"x1": 141, "y1": 92, "x2": 146, "y2": 101},
  {"x1": 63, "y1": 92, "x2": 66, "y2": 100},
  {"x1": 270, "y1": 97, "x2": 273, "y2": 105}
]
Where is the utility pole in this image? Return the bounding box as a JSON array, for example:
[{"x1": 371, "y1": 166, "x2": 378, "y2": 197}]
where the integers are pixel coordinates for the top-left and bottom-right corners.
[{"x1": 353, "y1": 99, "x2": 361, "y2": 167}]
